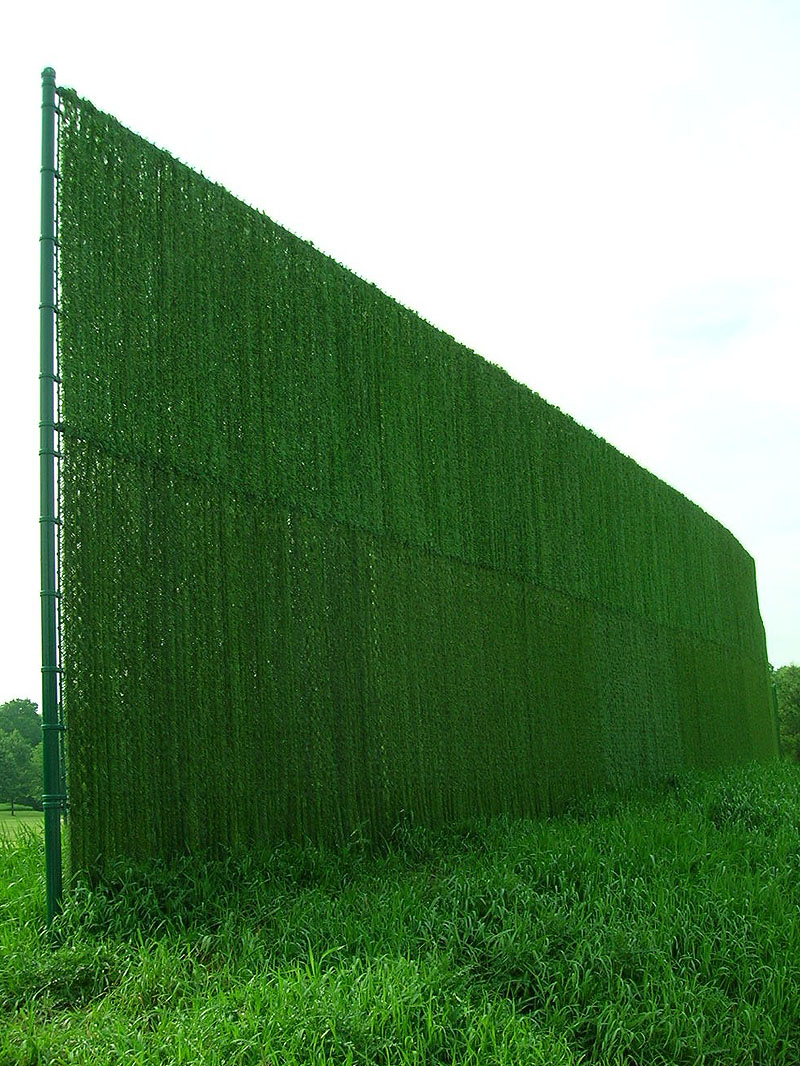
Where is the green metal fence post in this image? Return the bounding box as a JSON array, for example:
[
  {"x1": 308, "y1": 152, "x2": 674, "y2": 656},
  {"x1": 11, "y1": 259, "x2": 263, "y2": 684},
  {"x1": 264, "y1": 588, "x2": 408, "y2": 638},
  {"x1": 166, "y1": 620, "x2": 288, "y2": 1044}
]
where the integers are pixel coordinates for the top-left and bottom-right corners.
[{"x1": 40, "y1": 65, "x2": 64, "y2": 925}]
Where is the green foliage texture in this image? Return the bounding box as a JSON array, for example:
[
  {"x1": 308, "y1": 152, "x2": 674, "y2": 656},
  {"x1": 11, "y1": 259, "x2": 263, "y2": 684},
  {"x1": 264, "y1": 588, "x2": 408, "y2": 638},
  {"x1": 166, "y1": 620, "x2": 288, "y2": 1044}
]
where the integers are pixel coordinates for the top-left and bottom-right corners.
[
  {"x1": 0, "y1": 701, "x2": 42, "y2": 807},
  {"x1": 56, "y1": 89, "x2": 777, "y2": 873},
  {"x1": 0, "y1": 700, "x2": 41, "y2": 748},
  {"x1": 774, "y1": 665, "x2": 800, "y2": 761}
]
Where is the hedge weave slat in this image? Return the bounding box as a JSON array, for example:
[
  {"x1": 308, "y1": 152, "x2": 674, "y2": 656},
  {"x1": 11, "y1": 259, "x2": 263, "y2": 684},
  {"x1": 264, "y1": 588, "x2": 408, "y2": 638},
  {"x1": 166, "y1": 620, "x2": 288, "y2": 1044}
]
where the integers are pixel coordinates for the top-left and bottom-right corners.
[{"x1": 56, "y1": 87, "x2": 777, "y2": 873}]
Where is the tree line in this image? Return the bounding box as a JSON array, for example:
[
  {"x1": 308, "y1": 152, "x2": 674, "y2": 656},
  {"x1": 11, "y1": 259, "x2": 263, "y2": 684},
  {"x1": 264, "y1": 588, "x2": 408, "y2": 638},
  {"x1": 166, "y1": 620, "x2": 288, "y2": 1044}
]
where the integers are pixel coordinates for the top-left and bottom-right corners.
[
  {"x1": 773, "y1": 664, "x2": 800, "y2": 762},
  {"x1": 0, "y1": 698, "x2": 43, "y2": 813}
]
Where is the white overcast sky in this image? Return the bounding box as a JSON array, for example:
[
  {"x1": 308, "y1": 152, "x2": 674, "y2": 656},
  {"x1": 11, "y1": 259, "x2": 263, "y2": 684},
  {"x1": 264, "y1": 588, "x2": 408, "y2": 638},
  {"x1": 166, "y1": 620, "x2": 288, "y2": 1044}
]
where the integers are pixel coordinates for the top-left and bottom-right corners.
[{"x1": 1, "y1": 0, "x2": 798, "y2": 709}]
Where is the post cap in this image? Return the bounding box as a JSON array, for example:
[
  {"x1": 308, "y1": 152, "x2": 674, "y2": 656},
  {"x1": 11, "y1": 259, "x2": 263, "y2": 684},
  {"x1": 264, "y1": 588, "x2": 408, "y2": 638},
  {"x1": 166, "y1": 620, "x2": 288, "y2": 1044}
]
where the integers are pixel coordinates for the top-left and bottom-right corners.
[{"x1": 42, "y1": 67, "x2": 56, "y2": 80}]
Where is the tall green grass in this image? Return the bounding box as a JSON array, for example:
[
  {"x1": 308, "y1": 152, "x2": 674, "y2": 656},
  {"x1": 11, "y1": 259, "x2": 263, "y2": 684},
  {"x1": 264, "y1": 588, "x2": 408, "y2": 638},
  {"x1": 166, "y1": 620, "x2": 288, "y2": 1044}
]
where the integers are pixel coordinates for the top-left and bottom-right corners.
[{"x1": 2, "y1": 760, "x2": 799, "y2": 1065}]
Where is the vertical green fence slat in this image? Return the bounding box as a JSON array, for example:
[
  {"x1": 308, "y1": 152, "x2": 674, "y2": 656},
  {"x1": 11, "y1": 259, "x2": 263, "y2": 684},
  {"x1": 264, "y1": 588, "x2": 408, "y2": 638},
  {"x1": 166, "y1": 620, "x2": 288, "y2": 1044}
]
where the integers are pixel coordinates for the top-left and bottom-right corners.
[{"x1": 40, "y1": 65, "x2": 64, "y2": 925}]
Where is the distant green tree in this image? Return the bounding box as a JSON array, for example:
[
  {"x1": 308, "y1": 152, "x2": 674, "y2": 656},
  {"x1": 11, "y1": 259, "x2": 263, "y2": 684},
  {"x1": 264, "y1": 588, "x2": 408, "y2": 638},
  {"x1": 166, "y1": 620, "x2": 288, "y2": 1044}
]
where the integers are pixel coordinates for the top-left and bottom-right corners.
[
  {"x1": 0, "y1": 699, "x2": 41, "y2": 747},
  {"x1": 0, "y1": 699, "x2": 43, "y2": 812},
  {"x1": 0, "y1": 730, "x2": 41, "y2": 813},
  {"x1": 27, "y1": 744, "x2": 43, "y2": 805},
  {"x1": 773, "y1": 665, "x2": 800, "y2": 762}
]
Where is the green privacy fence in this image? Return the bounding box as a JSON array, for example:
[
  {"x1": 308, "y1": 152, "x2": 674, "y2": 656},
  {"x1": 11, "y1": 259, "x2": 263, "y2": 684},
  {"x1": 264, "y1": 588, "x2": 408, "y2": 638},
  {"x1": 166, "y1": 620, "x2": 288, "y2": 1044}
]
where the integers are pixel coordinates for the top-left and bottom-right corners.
[{"x1": 53, "y1": 83, "x2": 777, "y2": 876}]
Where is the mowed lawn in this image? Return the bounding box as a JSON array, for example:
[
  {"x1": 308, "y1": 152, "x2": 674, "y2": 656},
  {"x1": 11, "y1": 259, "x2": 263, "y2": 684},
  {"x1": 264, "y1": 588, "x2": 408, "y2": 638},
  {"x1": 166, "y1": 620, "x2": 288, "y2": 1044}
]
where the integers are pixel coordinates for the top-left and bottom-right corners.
[
  {"x1": 2, "y1": 761, "x2": 800, "y2": 1065},
  {"x1": 0, "y1": 805, "x2": 43, "y2": 840}
]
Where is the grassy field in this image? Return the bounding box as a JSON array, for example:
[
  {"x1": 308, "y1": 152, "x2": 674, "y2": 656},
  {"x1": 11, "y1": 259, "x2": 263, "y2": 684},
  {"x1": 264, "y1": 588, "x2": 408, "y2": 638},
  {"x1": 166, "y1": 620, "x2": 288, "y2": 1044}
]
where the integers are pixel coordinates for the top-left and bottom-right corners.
[
  {"x1": 2, "y1": 761, "x2": 800, "y2": 1065},
  {"x1": 0, "y1": 806, "x2": 43, "y2": 840}
]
